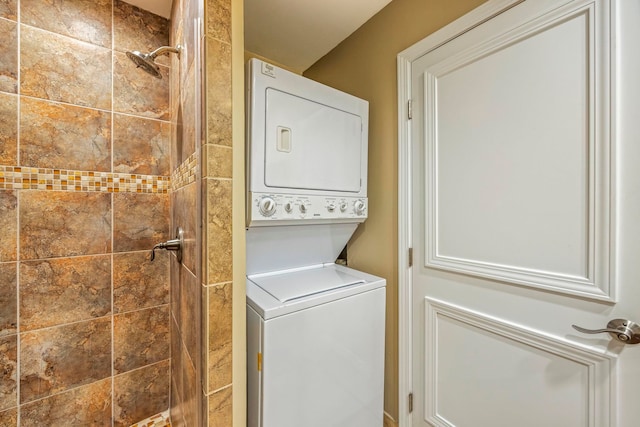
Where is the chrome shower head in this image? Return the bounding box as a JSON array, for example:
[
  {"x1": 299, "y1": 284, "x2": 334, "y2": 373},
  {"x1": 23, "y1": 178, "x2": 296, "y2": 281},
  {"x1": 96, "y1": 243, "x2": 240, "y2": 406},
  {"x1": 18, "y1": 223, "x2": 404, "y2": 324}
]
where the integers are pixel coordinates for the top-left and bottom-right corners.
[{"x1": 126, "y1": 45, "x2": 181, "y2": 79}]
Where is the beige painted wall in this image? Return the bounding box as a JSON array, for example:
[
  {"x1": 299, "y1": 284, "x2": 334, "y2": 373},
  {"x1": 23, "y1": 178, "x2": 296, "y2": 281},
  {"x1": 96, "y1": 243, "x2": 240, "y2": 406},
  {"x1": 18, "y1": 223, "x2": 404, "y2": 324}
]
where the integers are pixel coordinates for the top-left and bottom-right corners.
[
  {"x1": 244, "y1": 51, "x2": 301, "y2": 74},
  {"x1": 304, "y1": 0, "x2": 486, "y2": 420}
]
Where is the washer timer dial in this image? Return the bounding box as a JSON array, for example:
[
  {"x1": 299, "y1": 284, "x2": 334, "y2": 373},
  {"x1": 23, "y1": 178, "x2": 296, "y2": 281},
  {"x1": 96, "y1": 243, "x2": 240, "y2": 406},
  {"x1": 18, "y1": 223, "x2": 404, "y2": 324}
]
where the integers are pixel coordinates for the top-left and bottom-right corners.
[{"x1": 258, "y1": 197, "x2": 276, "y2": 217}]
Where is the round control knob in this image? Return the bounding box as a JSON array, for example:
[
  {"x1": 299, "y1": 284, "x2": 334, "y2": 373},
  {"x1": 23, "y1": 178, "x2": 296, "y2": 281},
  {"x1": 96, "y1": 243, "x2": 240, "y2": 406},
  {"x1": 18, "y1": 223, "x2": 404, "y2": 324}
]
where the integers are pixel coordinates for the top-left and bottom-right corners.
[
  {"x1": 299, "y1": 204, "x2": 307, "y2": 214},
  {"x1": 339, "y1": 202, "x2": 348, "y2": 213},
  {"x1": 259, "y1": 197, "x2": 276, "y2": 217},
  {"x1": 327, "y1": 202, "x2": 336, "y2": 213},
  {"x1": 284, "y1": 202, "x2": 293, "y2": 213},
  {"x1": 354, "y1": 200, "x2": 366, "y2": 215}
]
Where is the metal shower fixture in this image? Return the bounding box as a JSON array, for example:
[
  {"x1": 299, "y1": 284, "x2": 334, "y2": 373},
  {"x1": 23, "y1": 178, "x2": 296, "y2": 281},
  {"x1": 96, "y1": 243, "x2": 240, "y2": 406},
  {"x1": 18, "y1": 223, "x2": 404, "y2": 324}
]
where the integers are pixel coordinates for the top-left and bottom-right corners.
[{"x1": 126, "y1": 45, "x2": 181, "y2": 79}]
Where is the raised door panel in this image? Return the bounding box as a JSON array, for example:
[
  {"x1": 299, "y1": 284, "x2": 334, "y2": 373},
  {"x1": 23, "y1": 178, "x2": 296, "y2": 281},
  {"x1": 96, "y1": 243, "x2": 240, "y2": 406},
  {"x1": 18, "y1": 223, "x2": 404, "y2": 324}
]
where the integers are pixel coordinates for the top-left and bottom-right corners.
[{"x1": 422, "y1": 1, "x2": 613, "y2": 300}]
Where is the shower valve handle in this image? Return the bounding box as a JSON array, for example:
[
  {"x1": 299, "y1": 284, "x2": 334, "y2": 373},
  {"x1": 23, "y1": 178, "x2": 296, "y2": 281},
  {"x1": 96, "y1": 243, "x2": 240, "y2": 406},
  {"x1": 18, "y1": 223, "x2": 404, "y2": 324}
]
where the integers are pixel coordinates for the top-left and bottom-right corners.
[{"x1": 151, "y1": 227, "x2": 184, "y2": 263}]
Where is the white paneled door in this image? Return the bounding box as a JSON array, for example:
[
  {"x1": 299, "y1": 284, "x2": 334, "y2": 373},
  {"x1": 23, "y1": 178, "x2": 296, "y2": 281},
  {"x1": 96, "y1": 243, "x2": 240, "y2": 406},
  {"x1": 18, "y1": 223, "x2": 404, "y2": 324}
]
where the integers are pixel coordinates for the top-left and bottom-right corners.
[{"x1": 401, "y1": 0, "x2": 640, "y2": 426}]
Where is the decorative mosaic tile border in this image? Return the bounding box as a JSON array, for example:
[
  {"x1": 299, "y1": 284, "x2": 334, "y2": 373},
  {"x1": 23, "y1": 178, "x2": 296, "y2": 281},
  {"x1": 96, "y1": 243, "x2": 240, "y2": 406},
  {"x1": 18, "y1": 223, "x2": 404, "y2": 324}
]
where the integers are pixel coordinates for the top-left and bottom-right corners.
[
  {"x1": 170, "y1": 151, "x2": 198, "y2": 191},
  {"x1": 130, "y1": 409, "x2": 171, "y2": 427},
  {"x1": 0, "y1": 166, "x2": 170, "y2": 193}
]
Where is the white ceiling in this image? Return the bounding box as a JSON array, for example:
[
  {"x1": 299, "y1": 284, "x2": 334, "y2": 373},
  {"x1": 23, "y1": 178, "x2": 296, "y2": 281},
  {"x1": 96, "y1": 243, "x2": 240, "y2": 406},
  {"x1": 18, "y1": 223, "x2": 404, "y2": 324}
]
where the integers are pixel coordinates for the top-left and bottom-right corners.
[
  {"x1": 244, "y1": 0, "x2": 392, "y2": 72},
  {"x1": 126, "y1": 0, "x2": 392, "y2": 73}
]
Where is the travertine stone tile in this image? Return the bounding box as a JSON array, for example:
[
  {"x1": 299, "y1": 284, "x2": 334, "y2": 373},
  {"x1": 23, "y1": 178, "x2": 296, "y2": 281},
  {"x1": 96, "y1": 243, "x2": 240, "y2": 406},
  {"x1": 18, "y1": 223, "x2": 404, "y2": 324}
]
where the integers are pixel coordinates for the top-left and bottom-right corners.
[
  {"x1": 113, "y1": 250, "x2": 169, "y2": 314},
  {"x1": 206, "y1": 179, "x2": 232, "y2": 284},
  {"x1": 179, "y1": 0, "x2": 199, "y2": 83},
  {"x1": 0, "y1": 407, "x2": 17, "y2": 426},
  {"x1": 20, "y1": 378, "x2": 112, "y2": 426},
  {"x1": 170, "y1": 251, "x2": 181, "y2": 326},
  {"x1": 20, "y1": 318, "x2": 111, "y2": 403},
  {"x1": 21, "y1": 25, "x2": 112, "y2": 109},
  {"x1": 0, "y1": 0, "x2": 17, "y2": 21},
  {"x1": 113, "y1": 0, "x2": 170, "y2": 66},
  {"x1": 114, "y1": 305, "x2": 170, "y2": 373},
  {"x1": 113, "y1": 192, "x2": 169, "y2": 253},
  {"x1": 0, "y1": 19, "x2": 17, "y2": 93},
  {"x1": 0, "y1": 191, "x2": 17, "y2": 262},
  {"x1": 0, "y1": 335, "x2": 17, "y2": 411},
  {"x1": 20, "y1": 255, "x2": 111, "y2": 331},
  {"x1": 180, "y1": 62, "x2": 196, "y2": 160},
  {"x1": 205, "y1": 38, "x2": 232, "y2": 146},
  {"x1": 179, "y1": 265, "x2": 199, "y2": 365},
  {"x1": 173, "y1": 181, "x2": 197, "y2": 274},
  {"x1": 113, "y1": 51, "x2": 170, "y2": 120},
  {"x1": 169, "y1": 29, "x2": 181, "y2": 171},
  {"x1": 206, "y1": 0, "x2": 231, "y2": 44},
  {"x1": 208, "y1": 386, "x2": 232, "y2": 427},
  {"x1": 20, "y1": 0, "x2": 112, "y2": 48},
  {"x1": 170, "y1": 315, "x2": 183, "y2": 407},
  {"x1": 0, "y1": 92, "x2": 17, "y2": 164},
  {"x1": 181, "y1": 342, "x2": 198, "y2": 427},
  {"x1": 170, "y1": 376, "x2": 184, "y2": 427},
  {"x1": 114, "y1": 360, "x2": 170, "y2": 427},
  {"x1": 207, "y1": 282, "x2": 232, "y2": 392},
  {"x1": 203, "y1": 144, "x2": 232, "y2": 179},
  {"x1": 0, "y1": 263, "x2": 16, "y2": 336},
  {"x1": 20, "y1": 97, "x2": 111, "y2": 171},
  {"x1": 113, "y1": 114, "x2": 170, "y2": 176},
  {"x1": 171, "y1": 101, "x2": 183, "y2": 170},
  {"x1": 20, "y1": 191, "x2": 112, "y2": 260}
]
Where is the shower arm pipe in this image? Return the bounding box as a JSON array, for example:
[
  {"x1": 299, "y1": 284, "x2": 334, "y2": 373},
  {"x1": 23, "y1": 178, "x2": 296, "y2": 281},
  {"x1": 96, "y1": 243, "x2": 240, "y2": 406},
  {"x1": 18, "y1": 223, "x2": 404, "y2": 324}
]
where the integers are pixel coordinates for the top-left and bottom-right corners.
[{"x1": 149, "y1": 45, "x2": 181, "y2": 60}]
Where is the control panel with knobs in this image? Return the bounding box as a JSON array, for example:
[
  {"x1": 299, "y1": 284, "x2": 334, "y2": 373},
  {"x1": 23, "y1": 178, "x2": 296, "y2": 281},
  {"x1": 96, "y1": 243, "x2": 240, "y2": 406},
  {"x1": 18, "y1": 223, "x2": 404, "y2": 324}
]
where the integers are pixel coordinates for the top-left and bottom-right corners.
[
  {"x1": 249, "y1": 192, "x2": 368, "y2": 226},
  {"x1": 258, "y1": 196, "x2": 277, "y2": 217}
]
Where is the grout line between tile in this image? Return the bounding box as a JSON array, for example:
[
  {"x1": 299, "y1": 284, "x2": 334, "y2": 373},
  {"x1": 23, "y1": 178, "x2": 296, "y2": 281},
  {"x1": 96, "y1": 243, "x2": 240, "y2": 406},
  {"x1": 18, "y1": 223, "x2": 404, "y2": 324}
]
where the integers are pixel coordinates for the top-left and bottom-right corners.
[
  {"x1": 207, "y1": 382, "x2": 232, "y2": 397},
  {"x1": 19, "y1": 21, "x2": 112, "y2": 53},
  {"x1": 110, "y1": 3, "x2": 115, "y2": 425},
  {"x1": 15, "y1": 1, "x2": 21, "y2": 422},
  {"x1": 19, "y1": 313, "x2": 113, "y2": 335},
  {"x1": 112, "y1": 357, "x2": 171, "y2": 379},
  {"x1": 17, "y1": 93, "x2": 172, "y2": 125}
]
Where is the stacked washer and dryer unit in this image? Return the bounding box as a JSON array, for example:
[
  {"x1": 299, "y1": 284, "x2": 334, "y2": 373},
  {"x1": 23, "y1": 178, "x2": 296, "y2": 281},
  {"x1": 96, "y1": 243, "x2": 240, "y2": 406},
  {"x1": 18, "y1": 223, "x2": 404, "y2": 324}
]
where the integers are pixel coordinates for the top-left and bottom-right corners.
[{"x1": 245, "y1": 59, "x2": 386, "y2": 427}]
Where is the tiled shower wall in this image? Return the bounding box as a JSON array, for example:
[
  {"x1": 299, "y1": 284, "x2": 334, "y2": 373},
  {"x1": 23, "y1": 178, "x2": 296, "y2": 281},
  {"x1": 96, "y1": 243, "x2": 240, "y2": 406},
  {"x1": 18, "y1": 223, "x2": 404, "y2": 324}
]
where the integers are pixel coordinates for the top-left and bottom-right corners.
[
  {"x1": 168, "y1": 0, "x2": 234, "y2": 425},
  {"x1": 168, "y1": 0, "x2": 203, "y2": 425},
  {"x1": 203, "y1": 0, "x2": 234, "y2": 424},
  {"x1": 0, "y1": 1, "x2": 172, "y2": 425}
]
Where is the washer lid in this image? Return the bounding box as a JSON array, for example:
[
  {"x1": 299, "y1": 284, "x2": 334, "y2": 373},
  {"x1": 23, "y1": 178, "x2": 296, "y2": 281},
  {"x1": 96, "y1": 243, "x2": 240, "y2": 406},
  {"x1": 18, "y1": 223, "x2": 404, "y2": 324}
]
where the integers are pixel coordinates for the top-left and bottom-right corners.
[{"x1": 249, "y1": 265, "x2": 366, "y2": 303}]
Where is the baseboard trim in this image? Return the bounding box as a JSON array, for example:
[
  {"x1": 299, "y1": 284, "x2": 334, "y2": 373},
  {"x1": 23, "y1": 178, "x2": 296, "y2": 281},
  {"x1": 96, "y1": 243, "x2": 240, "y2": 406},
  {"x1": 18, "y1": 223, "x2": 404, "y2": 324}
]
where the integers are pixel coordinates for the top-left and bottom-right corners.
[{"x1": 384, "y1": 411, "x2": 399, "y2": 427}]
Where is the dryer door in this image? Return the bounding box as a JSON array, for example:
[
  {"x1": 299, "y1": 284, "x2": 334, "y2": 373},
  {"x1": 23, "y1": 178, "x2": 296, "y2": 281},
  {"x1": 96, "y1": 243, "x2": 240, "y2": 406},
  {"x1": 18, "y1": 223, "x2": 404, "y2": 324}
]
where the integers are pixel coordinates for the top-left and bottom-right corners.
[{"x1": 264, "y1": 88, "x2": 363, "y2": 193}]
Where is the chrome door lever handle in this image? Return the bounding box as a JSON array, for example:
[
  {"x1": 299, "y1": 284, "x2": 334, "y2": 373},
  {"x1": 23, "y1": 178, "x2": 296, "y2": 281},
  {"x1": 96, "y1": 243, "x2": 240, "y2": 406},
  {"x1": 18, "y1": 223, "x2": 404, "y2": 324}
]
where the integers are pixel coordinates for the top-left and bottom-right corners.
[
  {"x1": 572, "y1": 319, "x2": 640, "y2": 344},
  {"x1": 151, "y1": 227, "x2": 184, "y2": 263}
]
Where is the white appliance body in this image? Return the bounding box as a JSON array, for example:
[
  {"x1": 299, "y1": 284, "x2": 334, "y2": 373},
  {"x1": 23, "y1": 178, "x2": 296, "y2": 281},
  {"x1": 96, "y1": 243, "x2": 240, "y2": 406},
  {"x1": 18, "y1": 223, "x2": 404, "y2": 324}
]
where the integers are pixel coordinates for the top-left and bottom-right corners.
[
  {"x1": 246, "y1": 59, "x2": 369, "y2": 227},
  {"x1": 247, "y1": 264, "x2": 386, "y2": 427},
  {"x1": 245, "y1": 60, "x2": 385, "y2": 427}
]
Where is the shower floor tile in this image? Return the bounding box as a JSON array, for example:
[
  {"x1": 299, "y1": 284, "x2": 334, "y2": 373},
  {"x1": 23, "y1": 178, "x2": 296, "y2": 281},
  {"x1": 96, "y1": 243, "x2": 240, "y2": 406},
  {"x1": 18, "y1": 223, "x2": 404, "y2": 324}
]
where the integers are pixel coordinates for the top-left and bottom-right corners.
[{"x1": 130, "y1": 409, "x2": 171, "y2": 427}]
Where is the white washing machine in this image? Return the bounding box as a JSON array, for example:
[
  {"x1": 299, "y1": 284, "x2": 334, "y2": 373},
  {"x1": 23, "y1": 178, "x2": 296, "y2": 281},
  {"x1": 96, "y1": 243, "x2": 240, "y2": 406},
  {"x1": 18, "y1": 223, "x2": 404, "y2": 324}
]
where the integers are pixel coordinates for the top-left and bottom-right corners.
[
  {"x1": 245, "y1": 59, "x2": 386, "y2": 427},
  {"x1": 247, "y1": 263, "x2": 385, "y2": 427}
]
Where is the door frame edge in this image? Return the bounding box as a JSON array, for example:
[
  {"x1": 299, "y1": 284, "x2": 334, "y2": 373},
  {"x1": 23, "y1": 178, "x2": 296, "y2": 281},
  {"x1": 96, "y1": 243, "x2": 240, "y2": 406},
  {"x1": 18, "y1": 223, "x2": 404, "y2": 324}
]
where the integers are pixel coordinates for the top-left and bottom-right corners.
[
  {"x1": 396, "y1": 53, "x2": 413, "y2": 427},
  {"x1": 396, "y1": 1, "x2": 526, "y2": 425}
]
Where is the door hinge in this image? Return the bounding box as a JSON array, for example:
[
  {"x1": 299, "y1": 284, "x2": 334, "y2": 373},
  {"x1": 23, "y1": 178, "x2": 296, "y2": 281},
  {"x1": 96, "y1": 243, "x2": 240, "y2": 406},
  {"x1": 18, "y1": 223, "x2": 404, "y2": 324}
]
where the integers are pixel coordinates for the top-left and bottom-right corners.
[
  {"x1": 408, "y1": 392, "x2": 414, "y2": 413},
  {"x1": 257, "y1": 352, "x2": 262, "y2": 371},
  {"x1": 408, "y1": 247, "x2": 413, "y2": 267},
  {"x1": 407, "y1": 99, "x2": 413, "y2": 120}
]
